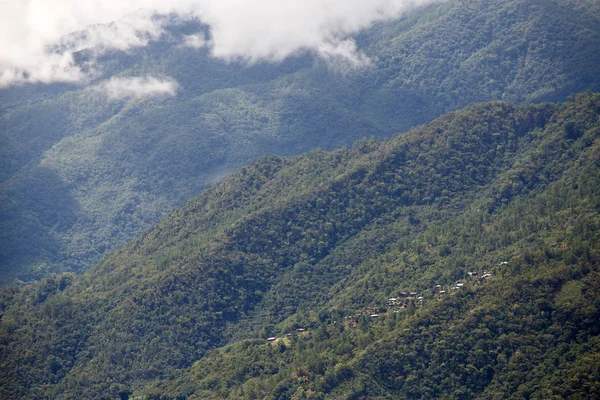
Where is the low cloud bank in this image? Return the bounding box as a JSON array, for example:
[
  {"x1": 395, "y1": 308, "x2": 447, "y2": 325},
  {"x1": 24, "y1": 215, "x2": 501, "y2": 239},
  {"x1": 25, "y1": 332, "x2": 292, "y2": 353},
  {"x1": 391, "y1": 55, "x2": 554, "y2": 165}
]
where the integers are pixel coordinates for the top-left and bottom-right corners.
[
  {"x1": 93, "y1": 76, "x2": 180, "y2": 100},
  {"x1": 0, "y1": 0, "x2": 444, "y2": 87}
]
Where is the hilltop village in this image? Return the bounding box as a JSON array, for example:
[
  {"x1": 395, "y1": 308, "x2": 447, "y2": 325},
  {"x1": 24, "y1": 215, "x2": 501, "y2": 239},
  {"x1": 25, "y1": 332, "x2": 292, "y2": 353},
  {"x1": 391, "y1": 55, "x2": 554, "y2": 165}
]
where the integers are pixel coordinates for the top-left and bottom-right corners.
[
  {"x1": 267, "y1": 267, "x2": 499, "y2": 342},
  {"x1": 345, "y1": 269, "x2": 495, "y2": 322}
]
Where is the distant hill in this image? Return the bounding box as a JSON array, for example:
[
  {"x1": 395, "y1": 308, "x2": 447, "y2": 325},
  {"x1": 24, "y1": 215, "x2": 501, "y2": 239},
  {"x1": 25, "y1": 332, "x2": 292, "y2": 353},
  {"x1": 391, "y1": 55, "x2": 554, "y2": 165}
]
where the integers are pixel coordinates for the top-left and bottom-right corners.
[
  {"x1": 1, "y1": 93, "x2": 599, "y2": 399},
  {"x1": 1, "y1": 0, "x2": 600, "y2": 284}
]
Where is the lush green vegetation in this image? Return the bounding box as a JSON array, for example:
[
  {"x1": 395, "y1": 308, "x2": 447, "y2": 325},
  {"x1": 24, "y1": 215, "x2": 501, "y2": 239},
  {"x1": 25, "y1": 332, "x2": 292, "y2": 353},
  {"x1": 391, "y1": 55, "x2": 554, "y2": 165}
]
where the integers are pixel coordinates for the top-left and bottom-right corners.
[
  {"x1": 1, "y1": 93, "x2": 599, "y2": 399},
  {"x1": 2, "y1": 0, "x2": 600, "y2": 283}
]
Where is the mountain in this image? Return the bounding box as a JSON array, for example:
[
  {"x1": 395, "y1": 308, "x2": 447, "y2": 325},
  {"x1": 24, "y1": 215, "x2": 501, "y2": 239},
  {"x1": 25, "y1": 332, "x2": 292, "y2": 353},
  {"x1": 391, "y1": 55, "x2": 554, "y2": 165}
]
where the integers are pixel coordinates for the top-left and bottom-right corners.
[
  {"x1": 1, "y1": 93, "x2": 599, "y2": 399},
  {"x1": 2, "y1": 0, "x2": 600, "y2": 284}
]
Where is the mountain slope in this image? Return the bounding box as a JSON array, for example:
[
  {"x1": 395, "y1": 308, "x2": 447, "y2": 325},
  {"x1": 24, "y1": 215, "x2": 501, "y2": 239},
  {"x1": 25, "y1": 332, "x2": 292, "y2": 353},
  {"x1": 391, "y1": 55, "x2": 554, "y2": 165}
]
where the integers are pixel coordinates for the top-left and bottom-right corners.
[
  {"x1": 1, "y1": 93, "x2": 599, "y2": 399},
  {"x1": 2, "y1": 0, "x2": 600, "y2": 283}
]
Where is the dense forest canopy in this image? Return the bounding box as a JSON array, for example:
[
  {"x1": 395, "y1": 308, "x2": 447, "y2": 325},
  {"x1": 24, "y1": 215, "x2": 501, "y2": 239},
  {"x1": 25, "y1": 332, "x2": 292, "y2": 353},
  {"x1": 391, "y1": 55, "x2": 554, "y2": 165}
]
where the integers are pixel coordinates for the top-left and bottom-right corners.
[
  {"x1": 1, "y1": 0, "x2": 600, "y2": 284},
  {"x1": 1, "y1": 93, "x2": 599, "y2": 399},
  {"x1": 2, "y1": 1, "x2": 600, "y2": 398}
]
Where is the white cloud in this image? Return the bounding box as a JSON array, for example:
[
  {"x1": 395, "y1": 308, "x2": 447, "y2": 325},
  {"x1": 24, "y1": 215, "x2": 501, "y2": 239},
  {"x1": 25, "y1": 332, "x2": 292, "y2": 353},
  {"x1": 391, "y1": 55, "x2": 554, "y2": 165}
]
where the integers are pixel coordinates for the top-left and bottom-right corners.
[
  {"x1": 0, "y1": 53, "x2": 86, "y2": 87},
  {"x1": 199, "y1": 0, "x2": 439, "y2": 64},
  {"x1": 183, "y1": 33, "x2": 208, "y2": 49},
  {"x1": 93, "y1": 76, "x2": 180, "y2": 99},
  {"x1": 0, "y1": 0, "x2": 443, "y2": 86}
]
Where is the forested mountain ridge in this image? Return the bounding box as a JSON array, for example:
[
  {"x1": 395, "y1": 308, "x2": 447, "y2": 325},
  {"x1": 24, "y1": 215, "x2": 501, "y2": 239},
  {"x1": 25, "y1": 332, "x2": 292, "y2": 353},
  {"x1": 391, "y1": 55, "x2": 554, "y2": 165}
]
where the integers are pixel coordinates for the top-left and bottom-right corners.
[
  {"x1": 1, "y1": 93, "x2": 599, "y2": 399},
  {"x1": 2, "y1": 0, "x2": 600, "y2": 283}
]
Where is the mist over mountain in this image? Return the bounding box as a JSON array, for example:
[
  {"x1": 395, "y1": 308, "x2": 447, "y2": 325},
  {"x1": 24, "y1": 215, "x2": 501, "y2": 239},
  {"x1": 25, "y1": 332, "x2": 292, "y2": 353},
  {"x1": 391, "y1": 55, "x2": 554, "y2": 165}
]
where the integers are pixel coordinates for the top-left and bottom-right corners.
[
  {"x1": 1, "y1": 0, "x2": 599, "y2": 285},
  {"x1": 1, "y1": 0, "x2": 443, "y2": 86}
]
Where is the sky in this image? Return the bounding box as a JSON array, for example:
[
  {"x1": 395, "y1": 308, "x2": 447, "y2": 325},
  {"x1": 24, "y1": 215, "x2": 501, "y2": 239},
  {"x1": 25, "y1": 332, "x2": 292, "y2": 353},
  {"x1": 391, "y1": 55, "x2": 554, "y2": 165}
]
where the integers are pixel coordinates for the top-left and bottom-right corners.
[{"x1": 0, "y1": 0, "x2": 442, "y2": 96}]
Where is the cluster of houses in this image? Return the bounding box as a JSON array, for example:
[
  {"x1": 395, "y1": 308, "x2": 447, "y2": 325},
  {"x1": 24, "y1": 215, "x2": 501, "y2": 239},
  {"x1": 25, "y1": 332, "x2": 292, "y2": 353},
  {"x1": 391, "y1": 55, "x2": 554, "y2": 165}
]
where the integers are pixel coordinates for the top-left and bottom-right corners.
[
  {"x1": 342, "y1": 292, "x2": 425, "y2": 322},
  {"x1": 266, "y1": 328, "x2": 306, "y2": 342},
  {"x1": 347, "y1": 268, "x2": 499, "y2": 322},
  {"x1": 467, "y1": 271, "x2": 494, "y2": 279},
  {"x1": 386, "y1": 291, "x2": 424, "y2": 310},
  {"x1": 266, "y1": 265, "x2": 503, "y2": 339},
  {"x1": 441, "y1": 270, "x2": 494, "y2": 292}
]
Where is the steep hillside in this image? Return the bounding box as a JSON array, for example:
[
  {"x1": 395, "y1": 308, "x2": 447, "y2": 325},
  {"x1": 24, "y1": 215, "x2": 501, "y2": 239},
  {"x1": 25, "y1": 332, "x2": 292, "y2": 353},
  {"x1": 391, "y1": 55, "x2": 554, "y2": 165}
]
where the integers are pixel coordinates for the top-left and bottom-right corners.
[
  {"x1": 2, "y1": 0, "x2": 600, "y2": 283},
  {"x1": 1, "y1": 93, "x2": 599, "y2": 399}
]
